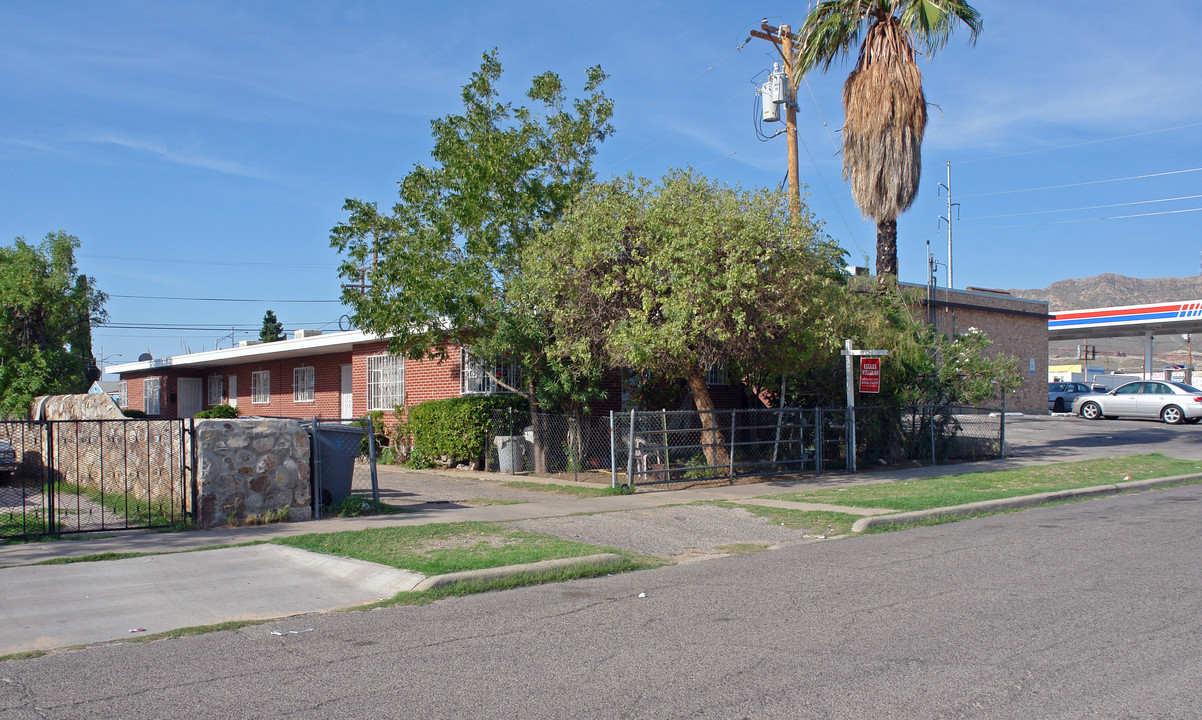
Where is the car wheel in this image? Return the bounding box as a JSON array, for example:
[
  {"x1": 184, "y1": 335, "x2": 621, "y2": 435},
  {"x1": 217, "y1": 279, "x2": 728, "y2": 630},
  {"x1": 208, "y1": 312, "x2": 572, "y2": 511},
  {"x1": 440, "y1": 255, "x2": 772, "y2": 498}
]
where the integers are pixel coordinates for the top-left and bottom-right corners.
[
  {"x1": 1080, "y1": 401, "x2": 1103, "y2": 420},
  {"x1": 1053, "y1": 398, "x2": 1065, "y2": 413},
  {"x1": 1162, "y1": 405, "x2": 1185, "y2": 425}
]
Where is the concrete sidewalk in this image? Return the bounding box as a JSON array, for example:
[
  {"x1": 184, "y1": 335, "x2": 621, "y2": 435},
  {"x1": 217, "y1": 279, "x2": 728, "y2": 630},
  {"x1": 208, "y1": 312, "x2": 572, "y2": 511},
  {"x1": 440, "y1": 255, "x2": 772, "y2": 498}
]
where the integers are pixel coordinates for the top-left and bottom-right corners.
[
  {"x1": 2, "y1": 444, "x2": 1189, "y2": 656},
  {"x1": 0, "y1": 544, "x2": 423, "y2": 655}
]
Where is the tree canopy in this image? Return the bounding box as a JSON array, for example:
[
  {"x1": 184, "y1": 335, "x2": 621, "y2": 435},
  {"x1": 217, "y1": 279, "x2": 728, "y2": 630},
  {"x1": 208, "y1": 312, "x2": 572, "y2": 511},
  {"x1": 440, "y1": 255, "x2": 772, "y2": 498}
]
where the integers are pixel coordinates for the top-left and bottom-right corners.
[
  {"x1": 330, "y1": 49, "x2": 614, "y2": 404},
  {"x1": 259, "y1": 309, "x2": 285, "y2": 342},
  {"x1": 0, "y1": 232, "x2": 107, "y2": 417},
  {"x1": 518, "y1": 169, "x2": 851, "y2": 464}
]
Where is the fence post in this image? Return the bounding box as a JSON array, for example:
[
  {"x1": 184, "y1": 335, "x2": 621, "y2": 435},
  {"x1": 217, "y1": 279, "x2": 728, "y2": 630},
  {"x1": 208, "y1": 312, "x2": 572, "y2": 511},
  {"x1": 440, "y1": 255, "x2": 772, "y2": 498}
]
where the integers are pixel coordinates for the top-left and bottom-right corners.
[
  {"x1": 661, "y1": 408, "x2": 669, "y2": 481},
  {"x1": 44, "y1": 421, "x2": 55, "y2": 536},
  {"x1": 609, "y1": 410, "x2": 616, "y2": 489},
  {"x1": 929, "y1": 405, "x2": 936, "y2": 465},
  {"x1": 311, "y1": 417, "x2": 321, "y2": 520},
  {"x1": 189, "y1": 418, "x2": 198, "y2": 526},
  {"x1": 365, "y1": 415, "x2": 380, "y2": 503},
  {"x1": 999, "y1": 393, "x2": 1006, "y2": 459},
  {"x1": 626, "y1": 409, "x2": 636, "y2": 490},
  {"x1": 728, "y1": 410, "x2": 736, "y2": 482},
  {"x1": 815, "y1": 408, "x2": 823, "y2": 476}
]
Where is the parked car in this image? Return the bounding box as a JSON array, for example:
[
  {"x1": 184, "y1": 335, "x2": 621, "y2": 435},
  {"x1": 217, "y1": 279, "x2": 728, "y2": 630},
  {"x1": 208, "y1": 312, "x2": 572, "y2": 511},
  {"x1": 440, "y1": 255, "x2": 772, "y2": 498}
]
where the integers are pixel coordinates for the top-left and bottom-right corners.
[
  {"x1": 1072, "y1": 381, "x2": 1202, "y2": 424},
  {"x1": 0, "y1": 438, "x2": 16, "y2": 480},
  {"x1": 1048, "y1": 381, "x2": 1098, "y2": 413}
]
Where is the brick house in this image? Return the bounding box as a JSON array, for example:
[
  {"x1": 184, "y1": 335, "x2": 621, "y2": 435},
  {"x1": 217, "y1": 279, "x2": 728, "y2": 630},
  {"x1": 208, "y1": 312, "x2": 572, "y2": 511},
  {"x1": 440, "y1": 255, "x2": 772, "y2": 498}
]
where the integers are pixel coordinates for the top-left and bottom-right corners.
[
  {"x1": 106, "y1": 330, "x2": 525, "y2": 421},
  {"x1": 106, "y1": 329, "x2": 752, "y2": 421}
]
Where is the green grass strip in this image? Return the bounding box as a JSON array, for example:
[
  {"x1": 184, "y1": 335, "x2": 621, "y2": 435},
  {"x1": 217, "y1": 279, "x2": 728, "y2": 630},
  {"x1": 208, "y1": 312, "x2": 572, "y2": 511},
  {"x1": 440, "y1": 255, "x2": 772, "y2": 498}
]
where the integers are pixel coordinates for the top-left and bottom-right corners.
[
  {"x1": 273, "y1": 520, "x2": 637, "y2": 576},
  {"x1": 761, "y1": 454, "x2": 1202, "y2": 513}
]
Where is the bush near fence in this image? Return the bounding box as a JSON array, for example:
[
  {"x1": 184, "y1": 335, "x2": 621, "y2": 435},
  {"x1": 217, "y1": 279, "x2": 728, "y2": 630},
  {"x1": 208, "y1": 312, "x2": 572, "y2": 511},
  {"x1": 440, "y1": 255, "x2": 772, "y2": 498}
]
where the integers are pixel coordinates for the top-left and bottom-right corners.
[{"x1": 406, "y1": 395, "x2": 527, "y2": 469}]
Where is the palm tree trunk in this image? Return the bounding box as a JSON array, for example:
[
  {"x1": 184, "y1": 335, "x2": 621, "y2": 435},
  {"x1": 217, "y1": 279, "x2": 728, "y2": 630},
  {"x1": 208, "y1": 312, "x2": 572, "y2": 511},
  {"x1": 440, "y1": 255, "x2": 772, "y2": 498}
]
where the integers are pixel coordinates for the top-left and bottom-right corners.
[{"x1": 876, "y1": 219, "x2": 898, "y2": 279}]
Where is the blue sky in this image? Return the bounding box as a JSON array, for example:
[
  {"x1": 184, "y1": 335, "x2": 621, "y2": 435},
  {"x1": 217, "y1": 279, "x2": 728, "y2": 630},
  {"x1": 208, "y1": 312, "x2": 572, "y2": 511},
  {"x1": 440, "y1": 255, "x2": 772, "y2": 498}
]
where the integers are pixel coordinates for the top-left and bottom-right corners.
[{"x1": 2, "y1": 1, "x2": 1200, "y2": 372}]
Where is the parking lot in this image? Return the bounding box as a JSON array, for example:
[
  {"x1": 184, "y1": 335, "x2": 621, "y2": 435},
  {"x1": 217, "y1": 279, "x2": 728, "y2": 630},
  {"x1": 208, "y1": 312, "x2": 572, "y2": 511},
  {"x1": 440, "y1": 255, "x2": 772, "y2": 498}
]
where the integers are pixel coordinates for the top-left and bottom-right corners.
[{"x1": 1005, "y1": 412, "x2": 1202, "y2": 464}]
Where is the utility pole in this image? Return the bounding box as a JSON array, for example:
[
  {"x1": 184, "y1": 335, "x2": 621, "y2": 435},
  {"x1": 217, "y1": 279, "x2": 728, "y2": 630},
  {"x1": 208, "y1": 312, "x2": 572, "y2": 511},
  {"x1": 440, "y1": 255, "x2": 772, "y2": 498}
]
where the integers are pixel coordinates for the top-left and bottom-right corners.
[
  {"x1": 751, "y1": 20, "x2": 801, "y2": 222},
  {"x1": 938, "y1": 162, "x2": 959, "y2": 290}
]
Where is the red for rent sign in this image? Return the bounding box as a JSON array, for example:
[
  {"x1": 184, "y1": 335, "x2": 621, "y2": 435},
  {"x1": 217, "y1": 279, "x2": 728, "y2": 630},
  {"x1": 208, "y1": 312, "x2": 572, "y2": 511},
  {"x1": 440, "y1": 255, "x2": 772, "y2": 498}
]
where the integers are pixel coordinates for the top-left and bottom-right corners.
[{"x1": 859, "y1": 357, "x2": 881, "y2": 394}]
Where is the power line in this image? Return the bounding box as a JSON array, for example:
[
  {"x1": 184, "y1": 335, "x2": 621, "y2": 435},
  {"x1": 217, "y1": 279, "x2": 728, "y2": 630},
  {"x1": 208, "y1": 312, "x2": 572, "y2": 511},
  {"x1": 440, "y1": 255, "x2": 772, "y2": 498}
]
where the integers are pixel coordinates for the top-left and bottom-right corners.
[
  {"x1": 107, "y1": 293, "x2": 342, "y2": 303},
  {"x1": 963, "y1": 205, "x2": 1202, "y2": 232},
  {"x1": 81, "y1": 253, "x2": 331, "y2": 269},
  {"x1": 962, "y1": 193, "x2": 1202, "y2": 221},
  {"x1": 959, "y1": 166, "x2": 1202, "y2": 199},
  {"x1": 956, "y1": 120, "x2": 1202, "y2": 165}
]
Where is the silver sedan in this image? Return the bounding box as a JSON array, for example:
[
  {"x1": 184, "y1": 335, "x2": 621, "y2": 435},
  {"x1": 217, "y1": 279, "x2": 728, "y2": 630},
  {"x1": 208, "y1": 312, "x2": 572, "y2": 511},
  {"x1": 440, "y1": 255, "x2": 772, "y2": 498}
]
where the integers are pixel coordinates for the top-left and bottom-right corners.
[{"x1": 1072, "y1": 380, "x2": 1202, "y2": 424}]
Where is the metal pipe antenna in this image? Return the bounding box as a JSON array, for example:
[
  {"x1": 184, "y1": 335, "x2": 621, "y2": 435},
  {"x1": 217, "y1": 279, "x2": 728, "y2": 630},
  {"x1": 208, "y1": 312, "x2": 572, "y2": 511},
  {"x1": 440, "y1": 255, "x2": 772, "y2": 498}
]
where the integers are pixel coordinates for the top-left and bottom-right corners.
[{"x1": 937, "y1": 162, "x2": 960, "y2": 289}]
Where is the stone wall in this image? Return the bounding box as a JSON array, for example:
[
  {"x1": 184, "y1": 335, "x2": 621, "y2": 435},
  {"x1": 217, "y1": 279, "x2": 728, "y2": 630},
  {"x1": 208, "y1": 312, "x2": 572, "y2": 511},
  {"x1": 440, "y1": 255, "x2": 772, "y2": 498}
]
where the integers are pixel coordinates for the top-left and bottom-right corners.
[
  {"x1": 33, "y1": 394, "x2": 125, "y2": 421},
  {"x1": 192, "y1": 418, "x2": 311, "y2": 527}
]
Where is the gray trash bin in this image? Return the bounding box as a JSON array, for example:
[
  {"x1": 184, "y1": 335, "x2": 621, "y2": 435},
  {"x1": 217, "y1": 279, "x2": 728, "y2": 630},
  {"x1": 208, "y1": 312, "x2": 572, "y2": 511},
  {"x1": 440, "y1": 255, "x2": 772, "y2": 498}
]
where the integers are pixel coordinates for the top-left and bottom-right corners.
[
  {"x1": 309, "y1": 423, "x2": 367, "y2": 507},
  {"x1": 493, "y1": 435, "x2": 525, "y2": 473}
]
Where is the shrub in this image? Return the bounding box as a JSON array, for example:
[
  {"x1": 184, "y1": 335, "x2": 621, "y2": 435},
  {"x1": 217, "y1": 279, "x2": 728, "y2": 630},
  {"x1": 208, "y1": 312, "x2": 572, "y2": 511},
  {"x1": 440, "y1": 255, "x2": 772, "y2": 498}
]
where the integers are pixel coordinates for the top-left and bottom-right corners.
[
  {"x1": 405, "y1": 395, "x2": 527, "y2": 468},
  {"x1": 194, "y1": 404, "x2": 239, "y2": 419},
  {"x1": 122, "y1": 409, "x2": 147, "y2": 418},
  {"x1": 350, "y1": 410, "x2": 389, "y2": 458}
]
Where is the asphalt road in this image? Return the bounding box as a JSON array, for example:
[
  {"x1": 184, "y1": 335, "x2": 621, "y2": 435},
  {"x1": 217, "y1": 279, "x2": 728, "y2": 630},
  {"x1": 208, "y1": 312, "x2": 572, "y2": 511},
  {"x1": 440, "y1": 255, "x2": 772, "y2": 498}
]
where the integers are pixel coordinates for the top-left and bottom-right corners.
[{"x1": 3, "y1": 482, "x2": 1200, "y2": 719}]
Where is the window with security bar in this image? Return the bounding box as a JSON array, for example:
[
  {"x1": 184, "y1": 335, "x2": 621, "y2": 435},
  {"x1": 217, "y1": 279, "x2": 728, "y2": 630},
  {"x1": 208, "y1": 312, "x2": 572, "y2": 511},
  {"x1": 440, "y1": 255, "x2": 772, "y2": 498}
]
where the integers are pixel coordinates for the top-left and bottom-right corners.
[
  {"x1": 705, "y1": 364, "x2": 729, "y2": 386},
  {"x1": 293, "y1": 366, "x2": 315, "y2": 403},
  {"x1": 118, "y1": 381, "x2": 128, "y2": 409},
  {"x1": 461, "y1": 349, "x2": 522, "y2": 395},
  {"x1": 366, "y1": 354, "x2": 404, "y2": 410},
  {"x1": 143, "y1": 378, "x2": 160, "y2": 415},
  {"x1": 251, "y1": 370, "x2": 271, "y2": 404},
  {"x1": 207, "y1": 374, "x2": 223, "y2": 406}
]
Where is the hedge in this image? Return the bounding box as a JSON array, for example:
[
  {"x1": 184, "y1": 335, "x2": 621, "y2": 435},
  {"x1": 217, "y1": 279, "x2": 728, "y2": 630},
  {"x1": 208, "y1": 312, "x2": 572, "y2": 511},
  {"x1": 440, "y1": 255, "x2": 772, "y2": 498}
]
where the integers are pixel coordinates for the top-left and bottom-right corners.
[{"x1": 405, "y1": 394, "x2": 527, "y2": 468}]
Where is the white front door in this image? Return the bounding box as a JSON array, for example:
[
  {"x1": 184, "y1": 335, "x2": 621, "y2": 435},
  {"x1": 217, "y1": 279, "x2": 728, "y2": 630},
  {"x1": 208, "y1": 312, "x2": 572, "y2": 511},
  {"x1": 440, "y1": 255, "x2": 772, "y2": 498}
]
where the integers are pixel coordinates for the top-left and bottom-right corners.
[
  {"x1": 178, "y1": 378, "x2": 203, "y2": 418},
  {"x1": 340, "y1": 364, "x2": 353, "y2": 420},
  {"x1": 228, "y1": 375, "x2": 238, "y2": 408}
]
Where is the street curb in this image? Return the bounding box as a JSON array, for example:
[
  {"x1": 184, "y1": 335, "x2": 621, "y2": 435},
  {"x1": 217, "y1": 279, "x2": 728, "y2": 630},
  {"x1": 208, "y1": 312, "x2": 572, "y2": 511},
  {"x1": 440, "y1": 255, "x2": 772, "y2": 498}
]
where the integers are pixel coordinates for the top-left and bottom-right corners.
[
  {"x1": 411, "y1": 553, "x2": 626, "y2": 592},
  {"x1": 850, "y1": 472, "x2": 1202, "y2": 533}
]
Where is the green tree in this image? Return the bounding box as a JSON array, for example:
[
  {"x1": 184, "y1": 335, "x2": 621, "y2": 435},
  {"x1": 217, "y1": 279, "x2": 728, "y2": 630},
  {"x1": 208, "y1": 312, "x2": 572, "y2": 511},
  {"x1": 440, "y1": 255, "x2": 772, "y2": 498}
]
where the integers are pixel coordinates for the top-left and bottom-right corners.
[
  {"x1": 259, "y1": 309, "x2": 285, "y2": 342},
  {"x1": 330, "y1": 49, "x2": 612, "y2": 383},
  {"x1": 0, "y1": 232, "x2": 107, "y2": 417},
  {"x1": 330, "y1": 50, "x2": 614, "y2": 470},
  {"x1": 793, "y1": 0, "x2": 982, "y2": 279},
  {"x1": 518, "y1": 169, "x2": 850, "y2": 468}
]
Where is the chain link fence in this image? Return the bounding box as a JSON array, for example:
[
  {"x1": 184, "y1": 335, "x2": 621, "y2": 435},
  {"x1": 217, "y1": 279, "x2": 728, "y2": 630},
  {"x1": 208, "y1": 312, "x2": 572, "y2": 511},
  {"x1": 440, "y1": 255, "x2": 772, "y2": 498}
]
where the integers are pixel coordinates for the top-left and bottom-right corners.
[{"x1": 485, "y1": 405, "x2": 1004, "y2": 488}]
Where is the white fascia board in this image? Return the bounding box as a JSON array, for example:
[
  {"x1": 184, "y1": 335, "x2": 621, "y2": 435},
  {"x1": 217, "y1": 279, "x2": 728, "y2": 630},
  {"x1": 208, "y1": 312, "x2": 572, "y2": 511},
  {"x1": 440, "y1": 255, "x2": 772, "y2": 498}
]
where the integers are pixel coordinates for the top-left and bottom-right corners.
[{"x1": 107, "y1": 330, "x2": 381, "y2": 374}]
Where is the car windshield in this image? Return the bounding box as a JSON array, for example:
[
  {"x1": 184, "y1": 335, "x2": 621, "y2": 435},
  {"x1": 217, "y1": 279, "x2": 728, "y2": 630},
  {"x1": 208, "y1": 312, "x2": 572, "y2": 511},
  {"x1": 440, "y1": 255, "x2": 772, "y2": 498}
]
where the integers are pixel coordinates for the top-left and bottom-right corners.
[{"x1": 1168, "y1": 382, "x2": 1202, "y2": 393}]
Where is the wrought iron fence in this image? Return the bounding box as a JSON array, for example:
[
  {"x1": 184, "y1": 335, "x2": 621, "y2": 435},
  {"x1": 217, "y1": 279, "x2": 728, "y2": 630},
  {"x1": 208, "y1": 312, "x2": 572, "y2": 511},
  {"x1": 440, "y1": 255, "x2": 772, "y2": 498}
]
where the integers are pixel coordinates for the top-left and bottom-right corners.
[
  {"x1": 1, "y1": 419, "x2": 192, "y2": 540},
  {"x1": 485, "y1": 405, "x2": 1004, "y2": 488}
]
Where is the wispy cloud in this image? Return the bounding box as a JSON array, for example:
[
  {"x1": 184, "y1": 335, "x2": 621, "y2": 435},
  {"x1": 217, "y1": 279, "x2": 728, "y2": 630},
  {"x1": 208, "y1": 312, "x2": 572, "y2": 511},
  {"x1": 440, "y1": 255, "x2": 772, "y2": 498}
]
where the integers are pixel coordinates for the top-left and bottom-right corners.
[{"x1": 77, "y1": 133, "x2": 275, "y2": 182}]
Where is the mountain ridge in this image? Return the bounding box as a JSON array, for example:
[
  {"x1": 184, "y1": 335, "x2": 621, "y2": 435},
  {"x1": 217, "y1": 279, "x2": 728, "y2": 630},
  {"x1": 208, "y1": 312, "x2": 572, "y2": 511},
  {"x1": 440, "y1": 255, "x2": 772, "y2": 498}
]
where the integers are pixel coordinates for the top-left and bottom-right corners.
[{"x1": 1006, "y1": 273, "x2": 1202, "y2": 312}]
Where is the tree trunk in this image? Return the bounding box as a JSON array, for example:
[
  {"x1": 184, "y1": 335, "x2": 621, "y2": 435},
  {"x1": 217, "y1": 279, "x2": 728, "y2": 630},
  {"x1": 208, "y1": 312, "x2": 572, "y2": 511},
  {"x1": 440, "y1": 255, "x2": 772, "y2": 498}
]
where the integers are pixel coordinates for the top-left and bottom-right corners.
[
  {"x1": 526, "y1": 379, "x2": 549, "y2": 475},
  {"x1": 876, "y1": 218, "x2": 898, "y2": 279},
  {"x1": 685, "y1": 369, "x2": 730, "y2": 473}
]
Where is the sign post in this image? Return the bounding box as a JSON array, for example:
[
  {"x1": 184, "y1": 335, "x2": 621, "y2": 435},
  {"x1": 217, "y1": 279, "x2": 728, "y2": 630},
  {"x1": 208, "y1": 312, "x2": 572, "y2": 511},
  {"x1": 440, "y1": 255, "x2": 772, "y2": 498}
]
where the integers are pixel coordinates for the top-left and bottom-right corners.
[{"x1": 841, "y1": 340, "x2": 889, "y2": 474}]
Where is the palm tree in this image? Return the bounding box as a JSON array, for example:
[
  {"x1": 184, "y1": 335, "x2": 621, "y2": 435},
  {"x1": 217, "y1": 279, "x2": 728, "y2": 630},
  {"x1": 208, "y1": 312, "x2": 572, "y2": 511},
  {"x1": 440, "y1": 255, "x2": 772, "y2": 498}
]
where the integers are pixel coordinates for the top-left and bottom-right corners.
[{"x1": 793, "y1": 0, "x2": 981, "y2": 280}]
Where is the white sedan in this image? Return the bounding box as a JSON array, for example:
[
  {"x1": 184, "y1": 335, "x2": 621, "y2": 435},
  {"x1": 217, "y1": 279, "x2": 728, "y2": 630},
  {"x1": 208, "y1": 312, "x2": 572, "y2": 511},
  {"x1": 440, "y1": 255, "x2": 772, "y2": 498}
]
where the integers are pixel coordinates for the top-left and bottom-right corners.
[{"x1": 1072, "y1": 381, "x2": 1202, "y2": 425}]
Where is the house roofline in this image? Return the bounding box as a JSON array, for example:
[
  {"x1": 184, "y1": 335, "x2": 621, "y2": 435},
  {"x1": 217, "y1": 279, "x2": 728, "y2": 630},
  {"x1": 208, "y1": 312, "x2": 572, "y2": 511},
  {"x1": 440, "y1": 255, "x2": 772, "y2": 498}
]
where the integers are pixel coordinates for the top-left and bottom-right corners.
[{"x1": 107, "y1": 330, "x2": 383, "y2": 374}]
